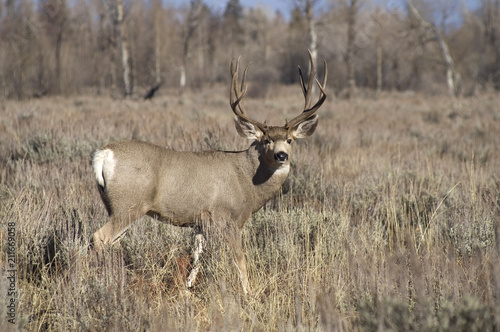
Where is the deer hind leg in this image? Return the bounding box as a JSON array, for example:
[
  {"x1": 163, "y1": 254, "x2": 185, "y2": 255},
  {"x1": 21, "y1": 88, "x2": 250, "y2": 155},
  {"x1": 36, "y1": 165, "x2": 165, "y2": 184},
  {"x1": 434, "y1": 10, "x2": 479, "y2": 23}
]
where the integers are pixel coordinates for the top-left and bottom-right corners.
[
  {"x1": 93, "y1": 216, "x2": 129, "y2": 248},
  {"x1": 93, "y1": 206, "x2": 143, "y2": 249}
]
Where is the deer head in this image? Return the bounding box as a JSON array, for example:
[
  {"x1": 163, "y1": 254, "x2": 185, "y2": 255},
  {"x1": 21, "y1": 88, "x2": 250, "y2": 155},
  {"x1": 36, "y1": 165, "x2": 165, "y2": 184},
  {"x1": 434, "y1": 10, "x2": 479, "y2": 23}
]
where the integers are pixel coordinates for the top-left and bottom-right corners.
[{"x1": 230, "y1": 50, "x2": 327, "y2": 170}]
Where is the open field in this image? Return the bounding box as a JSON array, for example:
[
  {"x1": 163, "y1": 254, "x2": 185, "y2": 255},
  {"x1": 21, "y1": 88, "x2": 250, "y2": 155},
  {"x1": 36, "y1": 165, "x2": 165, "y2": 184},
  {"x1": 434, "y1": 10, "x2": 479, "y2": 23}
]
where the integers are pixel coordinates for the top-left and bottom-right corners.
[{"x1": 0, "y1": 88, "x2": 499, "y2": 331}]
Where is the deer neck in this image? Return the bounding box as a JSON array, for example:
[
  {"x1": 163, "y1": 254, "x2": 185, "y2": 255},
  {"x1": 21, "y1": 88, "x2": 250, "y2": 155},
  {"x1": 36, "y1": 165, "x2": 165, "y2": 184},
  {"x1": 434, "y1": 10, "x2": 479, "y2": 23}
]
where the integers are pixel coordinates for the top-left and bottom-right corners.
[{"x1": 244, "y1": 143, "x2": 290, "y2": 211}]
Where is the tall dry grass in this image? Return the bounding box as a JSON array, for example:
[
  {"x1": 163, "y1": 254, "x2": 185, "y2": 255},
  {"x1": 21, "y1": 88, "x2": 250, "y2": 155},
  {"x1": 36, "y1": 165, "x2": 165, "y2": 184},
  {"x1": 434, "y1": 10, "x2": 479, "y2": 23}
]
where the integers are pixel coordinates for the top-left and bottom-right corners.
[{"x1": 0, "y1": 87, "x2": 499, "y2": 331}]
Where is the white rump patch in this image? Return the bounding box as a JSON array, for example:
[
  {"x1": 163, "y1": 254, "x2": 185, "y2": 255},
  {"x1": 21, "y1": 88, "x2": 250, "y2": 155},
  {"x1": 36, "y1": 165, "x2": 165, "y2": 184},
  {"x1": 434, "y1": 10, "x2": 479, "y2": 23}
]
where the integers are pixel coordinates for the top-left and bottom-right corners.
[{"x1": 93, "y1": 149, "x2": 116, "y2": 187}]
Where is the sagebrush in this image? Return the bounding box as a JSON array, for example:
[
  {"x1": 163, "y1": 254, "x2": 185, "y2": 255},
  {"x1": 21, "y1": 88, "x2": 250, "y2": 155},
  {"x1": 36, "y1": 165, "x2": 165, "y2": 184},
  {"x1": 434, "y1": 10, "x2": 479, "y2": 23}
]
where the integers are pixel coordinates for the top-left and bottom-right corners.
[{"x1": 1, "y1": 89, "x2": 499, "y2": 331}]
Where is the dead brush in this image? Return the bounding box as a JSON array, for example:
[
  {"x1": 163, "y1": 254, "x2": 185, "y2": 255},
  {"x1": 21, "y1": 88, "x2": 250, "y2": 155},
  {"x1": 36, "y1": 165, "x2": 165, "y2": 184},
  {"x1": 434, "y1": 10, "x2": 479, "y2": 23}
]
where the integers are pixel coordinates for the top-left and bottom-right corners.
[{"x1": 0, "y1": 91, "x2": 499, "y2": 331}]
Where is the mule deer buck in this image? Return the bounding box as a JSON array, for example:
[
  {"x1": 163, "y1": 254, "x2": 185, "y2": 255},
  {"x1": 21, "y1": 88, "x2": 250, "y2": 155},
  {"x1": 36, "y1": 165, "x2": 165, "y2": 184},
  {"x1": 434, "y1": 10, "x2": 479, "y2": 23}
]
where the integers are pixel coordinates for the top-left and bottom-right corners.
[{"x1": 92, "y1": 51, "x2": 327, "y2": 294}]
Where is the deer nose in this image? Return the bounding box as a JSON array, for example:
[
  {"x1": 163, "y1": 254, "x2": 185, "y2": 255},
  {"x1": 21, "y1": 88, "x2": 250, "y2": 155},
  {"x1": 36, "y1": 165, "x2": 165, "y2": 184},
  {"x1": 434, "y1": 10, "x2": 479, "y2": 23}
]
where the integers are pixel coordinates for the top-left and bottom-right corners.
[{"x1": 275, "y1": 151, "x2": 288, "y2": 162}]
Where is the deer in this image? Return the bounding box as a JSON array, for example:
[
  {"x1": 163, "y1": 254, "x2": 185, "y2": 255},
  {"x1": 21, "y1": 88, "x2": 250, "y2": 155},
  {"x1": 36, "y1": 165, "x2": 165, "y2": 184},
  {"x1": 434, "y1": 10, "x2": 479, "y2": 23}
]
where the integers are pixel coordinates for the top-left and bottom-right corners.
[{"x1": 91, "y1": 51, "x2": 327, "y2": 294}]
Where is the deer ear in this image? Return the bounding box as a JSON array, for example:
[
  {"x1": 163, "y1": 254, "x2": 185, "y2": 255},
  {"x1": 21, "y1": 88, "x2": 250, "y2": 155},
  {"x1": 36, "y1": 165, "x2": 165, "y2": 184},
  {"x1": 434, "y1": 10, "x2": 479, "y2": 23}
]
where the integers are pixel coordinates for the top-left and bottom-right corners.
[
  {"x1": 290, "y1": 115, "x2": 318, "y2": 139},
  {"x1": 234, "y1": 116, "x2": 263, "y2": 140}
]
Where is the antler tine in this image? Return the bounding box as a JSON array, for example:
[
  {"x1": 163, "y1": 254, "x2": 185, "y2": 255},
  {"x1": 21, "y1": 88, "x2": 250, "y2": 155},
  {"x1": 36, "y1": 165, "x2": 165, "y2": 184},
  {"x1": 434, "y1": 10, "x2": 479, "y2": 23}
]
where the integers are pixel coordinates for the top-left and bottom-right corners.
[
  {"x1": 299, "y1": 49, "x2": 317, "y2": 110},
  {"x1": 308, "y1": 59, "x2": 327, "y2": 111},
  {"x1": 230, "y1": 57, "x2": 245, "y2": 117},
  {"x1": 286, "y1": 51, "x2": 327, "y2": 130},
  {"x1": 230, "y1": 57, "x2": 268, "y2": 131},
  {"x1": 230, "y1": 58, "x2": 252, "y2": 119}
]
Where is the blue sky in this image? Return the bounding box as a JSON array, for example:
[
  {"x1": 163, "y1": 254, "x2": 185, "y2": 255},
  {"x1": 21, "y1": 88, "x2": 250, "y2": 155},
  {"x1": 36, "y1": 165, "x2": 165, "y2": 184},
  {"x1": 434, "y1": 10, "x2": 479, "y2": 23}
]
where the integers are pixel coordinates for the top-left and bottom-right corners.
[{"x1": 197, "y1": 0, "x2": 481, "y2": 22}]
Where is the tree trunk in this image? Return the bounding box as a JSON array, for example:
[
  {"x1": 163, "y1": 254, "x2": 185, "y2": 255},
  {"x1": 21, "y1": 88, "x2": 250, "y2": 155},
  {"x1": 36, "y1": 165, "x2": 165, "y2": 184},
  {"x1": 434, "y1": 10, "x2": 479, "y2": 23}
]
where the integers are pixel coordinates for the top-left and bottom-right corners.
[
  {"x1": 19, "y1": 32, "x2": 26, "y2": 100},
  {"x1": 179, "y1": 64, "x2": 186, "y2": 96},
  {"x1": 180, "y1": 0, "x2": 204, "y2": 96},
  {"x1": 346, "y1": 0, "x2": 357, "y2": 99},
  {"x1": 180, "y1": 30, "x2": 188, "y2": 96},
  {"x1": 154, "y1": 0, "x2": 161, "y2": 84},
  {"x1": 306, "y1": 0, "x2": 317, "y2": 76},
  {"x1": 155, "y1": 40, "x2": 161, "y2": 84},
  {"x1": 116, "y1": 0, "x2": 132, "y2": 97},
  {"x1": 408, "y1": 0, "x2": 461, "y2": 96},
  {"x1": 55, "y1": 31, "x2": 63, "y2": 94},
  {"x1": 437, "y1": 35, "x2": 461, "y2": 96},
  {"x1": 376, "y1": 42, "x2": 382, "y2": 94}
]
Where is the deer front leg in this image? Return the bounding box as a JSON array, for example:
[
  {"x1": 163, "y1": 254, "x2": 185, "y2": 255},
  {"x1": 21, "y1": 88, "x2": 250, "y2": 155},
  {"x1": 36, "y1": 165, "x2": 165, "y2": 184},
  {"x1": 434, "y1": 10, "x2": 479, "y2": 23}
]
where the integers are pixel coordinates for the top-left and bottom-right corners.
[
  {"x1": 186, "y1": 227, "x2": 249, "y2": 295},
  {"x1": 187, "y1": 233, "x2": 206, "y2": 289},
  {"x1": 231, "y1": 230, "x2": 249, "y2": 294}
]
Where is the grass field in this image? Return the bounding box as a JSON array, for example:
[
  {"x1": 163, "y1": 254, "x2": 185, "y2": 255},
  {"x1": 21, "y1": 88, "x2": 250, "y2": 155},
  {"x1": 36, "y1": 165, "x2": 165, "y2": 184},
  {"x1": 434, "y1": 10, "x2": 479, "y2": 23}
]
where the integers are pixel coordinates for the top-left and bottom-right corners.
[{"x1": 0, "y1": 87, "x2": 499, "y2": 331}]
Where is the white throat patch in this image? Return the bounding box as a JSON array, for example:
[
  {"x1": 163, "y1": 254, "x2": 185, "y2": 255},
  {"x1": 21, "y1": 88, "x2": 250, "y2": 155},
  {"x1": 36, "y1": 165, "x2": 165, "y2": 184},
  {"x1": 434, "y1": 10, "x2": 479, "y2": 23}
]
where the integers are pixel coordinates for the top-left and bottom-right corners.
[{"x1": 274, "y1": 164, "x2": 290, "y2": 176}]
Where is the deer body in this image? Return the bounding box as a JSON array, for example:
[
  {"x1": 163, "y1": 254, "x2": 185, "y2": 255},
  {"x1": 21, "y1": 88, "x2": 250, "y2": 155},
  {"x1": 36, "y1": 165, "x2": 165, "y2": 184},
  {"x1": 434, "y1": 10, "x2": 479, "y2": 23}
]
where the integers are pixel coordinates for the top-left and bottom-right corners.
[
  {"x1": 93, "y1": 139, "x2": 289, "y2": 233},
  {"x1": 92, "y1": 51, "x2": 327, "y2": 294}
]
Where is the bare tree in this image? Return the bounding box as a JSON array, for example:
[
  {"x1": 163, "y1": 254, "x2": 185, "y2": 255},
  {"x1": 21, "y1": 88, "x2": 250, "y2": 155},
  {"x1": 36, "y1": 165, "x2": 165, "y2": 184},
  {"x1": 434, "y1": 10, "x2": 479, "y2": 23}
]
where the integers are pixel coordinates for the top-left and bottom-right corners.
[
  {"x1": 294, "y1": 0, "x2": 320, "y2": 76},
  {"x1": 223, "y1": 0, "x2": 245, "y2": 51},
  {"x1": 0, "y1": 0, "x2": 495, "y2": 97},
  {"x1": 306, "y1": 0, "x2": 318, "y2": 74},
  {"x1": 376, "y1": 32, "x2": 382, "y2": 94},
  {"x1": 408, "y1": 0, "x2": 461, "y2": 96},
  {"x1": 180, "y1": 0, "x2": 206, "y2": 96},
  {"x1": 435, "y1": 0, "x2": 458, "y2": 35},
  {"x1": 153, "y1": 0, "x2": 162, "y2": 85},
  {"x1": 39, "y1": 0, "x2": 68, "y2": 95},
  {"x1": 371, "y1": 9, "x2": 397, "y2": 94},
  {"x1": 116, "y1": 0, "x2": 132, "y2": 97},
  {"x1": 481, "y1": 0, "x2": 500, "y2": 89},
  {"x1": 346, "y1": 0, "x2": 358, "y2": 98},
  {"x1": 3, "y1": 0, "x2": 41, "y2": 99},
  {"x1": 329, "y1": 0, "x2": 361, "y2": 97},
  {"x1": 94, "y1": 0, "x2": 118, "y2": 94}
]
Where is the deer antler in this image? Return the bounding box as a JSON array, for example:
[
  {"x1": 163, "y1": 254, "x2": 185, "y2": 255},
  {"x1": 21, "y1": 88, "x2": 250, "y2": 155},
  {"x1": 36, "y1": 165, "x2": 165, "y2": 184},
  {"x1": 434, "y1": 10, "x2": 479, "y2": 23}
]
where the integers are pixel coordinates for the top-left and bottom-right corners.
[
  {"x1": 230, "y1": 57, "x2": 268, "y2": 132},
  {"x1": 286, "y1": 50, "x2": 327, "y2": 129}
]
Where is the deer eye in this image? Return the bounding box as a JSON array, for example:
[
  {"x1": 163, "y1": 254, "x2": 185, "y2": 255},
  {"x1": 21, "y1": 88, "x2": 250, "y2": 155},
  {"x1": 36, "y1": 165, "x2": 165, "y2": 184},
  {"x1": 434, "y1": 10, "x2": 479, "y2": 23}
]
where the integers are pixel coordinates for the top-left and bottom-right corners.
[{"x1": 286, "y1": 139, "x2": 292, "y2": 144}]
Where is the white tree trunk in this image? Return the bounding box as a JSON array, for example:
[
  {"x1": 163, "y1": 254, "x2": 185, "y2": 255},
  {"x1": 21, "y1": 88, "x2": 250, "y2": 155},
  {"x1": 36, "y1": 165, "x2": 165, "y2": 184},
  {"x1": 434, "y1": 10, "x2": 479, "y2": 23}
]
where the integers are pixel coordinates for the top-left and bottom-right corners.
[
  {"x1": 347, "y1": 0, "x2": 358, "y2": 99},
  {"x1": 154, "y1": 1, "x2": 161, "y2": 84},
  {"x1": 307, "y1": 0, "x2": 317, "y2": 75},
  {"x1": 179, "y1": 65, "x2": 186, "y2": 96},
  {"x1": 116, "y1": 0, "x2": 132, "y2": 97},
  {"x1": 376, "y1": 43, "x2": 382, "y2": 94},
  {"x1": 408, "y1": 0, "x2": 461, "y2": 96}
]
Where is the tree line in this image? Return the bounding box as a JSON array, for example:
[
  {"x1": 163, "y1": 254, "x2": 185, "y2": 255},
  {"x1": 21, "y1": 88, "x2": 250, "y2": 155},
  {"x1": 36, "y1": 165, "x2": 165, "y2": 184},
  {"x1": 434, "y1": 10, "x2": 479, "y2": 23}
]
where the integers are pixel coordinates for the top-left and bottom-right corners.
[{"x1": 1, "y1": 0, "x2": 499, "y2": 99}]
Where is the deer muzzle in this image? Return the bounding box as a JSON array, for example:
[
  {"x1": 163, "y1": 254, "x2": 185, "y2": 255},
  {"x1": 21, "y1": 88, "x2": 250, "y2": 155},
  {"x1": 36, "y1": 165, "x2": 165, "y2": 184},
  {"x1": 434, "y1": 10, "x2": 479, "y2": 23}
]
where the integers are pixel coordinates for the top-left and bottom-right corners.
[{"x1": 274, "y1": 151, "x2": 288, "y2": 163}]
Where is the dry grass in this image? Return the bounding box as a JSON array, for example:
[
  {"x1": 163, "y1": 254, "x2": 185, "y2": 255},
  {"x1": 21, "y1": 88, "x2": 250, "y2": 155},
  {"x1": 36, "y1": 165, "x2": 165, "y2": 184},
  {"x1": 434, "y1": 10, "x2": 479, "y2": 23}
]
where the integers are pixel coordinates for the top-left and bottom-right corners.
[{"x1": 0, "y1": 87, "x2": 499, "y2": 331}]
